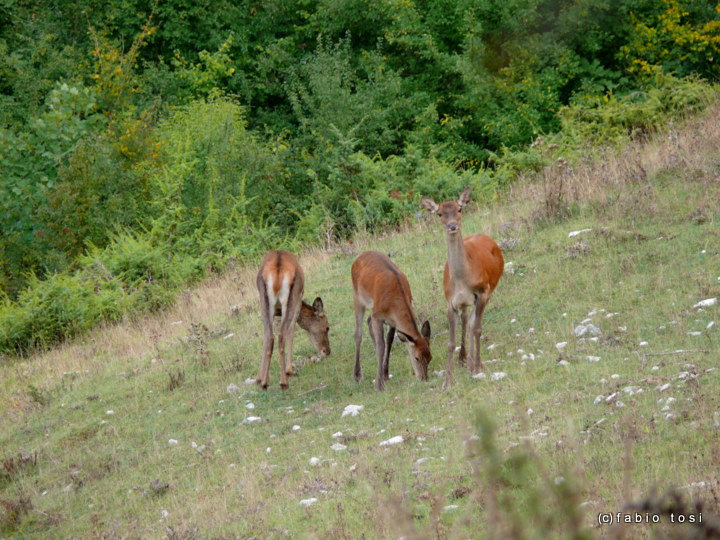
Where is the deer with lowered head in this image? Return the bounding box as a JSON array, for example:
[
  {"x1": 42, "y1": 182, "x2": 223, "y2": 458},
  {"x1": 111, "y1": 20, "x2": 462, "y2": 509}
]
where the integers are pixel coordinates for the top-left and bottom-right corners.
[
  {"x1": 352, "y1": 251, "x2": 431, "y2": 391},
  {"x1": 256, "y1": 250, "x2": 330, "y2": 390},
  {"x1": 421, "y1": 188, "x2": 503, "y2": 387}
]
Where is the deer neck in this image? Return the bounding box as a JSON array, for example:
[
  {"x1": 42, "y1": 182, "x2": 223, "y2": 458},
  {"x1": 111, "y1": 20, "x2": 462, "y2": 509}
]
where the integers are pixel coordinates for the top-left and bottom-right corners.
[
  {"x1": 446, "y1": 229, "x2": 468, "y2": 285},
  {"x1": 296, "y1": 301, "x2": 313, "y2": 331}
]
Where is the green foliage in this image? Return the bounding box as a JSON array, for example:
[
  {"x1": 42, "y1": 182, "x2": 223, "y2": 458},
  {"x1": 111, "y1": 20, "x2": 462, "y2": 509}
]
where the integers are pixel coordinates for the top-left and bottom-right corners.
[
  {"x1": 560, "y1": 71, "x2": 715, "y2": 146},
  {"x1": 1, "y1": 0, "x2": 720, "y2": 353}
]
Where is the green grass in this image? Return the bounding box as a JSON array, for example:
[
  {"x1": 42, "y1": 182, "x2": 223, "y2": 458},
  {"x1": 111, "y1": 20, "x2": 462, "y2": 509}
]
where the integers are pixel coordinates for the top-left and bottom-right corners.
[{"x1": 1, "y1": 116, "x2": 720, "y2": 538}]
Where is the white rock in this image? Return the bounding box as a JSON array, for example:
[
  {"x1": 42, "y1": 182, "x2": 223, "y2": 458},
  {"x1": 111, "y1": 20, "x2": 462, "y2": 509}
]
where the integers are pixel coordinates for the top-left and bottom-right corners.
[
  {"x1": 556, "y1": 341, "x2": 568, "y2": 350},
  {"x1": 244, "y1": 378, "x2": 256, "y2": 384},
  {"x1": 342, "y1": 404, "x2": 364, "y2": 418},
  {"x1": 416, "y1": 457, "x2": 432, "y2": 465},
  {"x1": 568, "y1": 228, "x2": 592, "y2": 238},
  {"x1": 349, "y1": 464, "x2": 357, "y2": 472},
  {"x1": 510, "y1": 318, "x2": 517, "y2": 324},
  {"x1": 299, "y1": 498, "x2": 318, "y2": 507},
  {"x1": 694, "y1": 298, "x2": 717, "y2": 309},
  {"x1": 558, "y1": 360, "x2": 570, "y2": 366},
  {"x1": 657, "y1": 383, "x2": 672, "y2": 392},
  {"x1": 581, "y1": 318, "x2": 593, "y2": 324},
  {"x1": 292, "y1": 425, "x2": 301, "y2": 431},
  {"x1": 223, "y1": 333, "x2": 235, "y2": 340},
  {"x1": 443, "y1": 505, "x2": 459, "y2": 511},
  {"x1": 708, "y1": 321, "x2": 716, "y2": 330},
  {"x1": 639, "y1": 341, "x2": 649, "y2": 347},
  {"x1": 586, "y1": 356, "x2": 601, "y2": 362},
  {"x1": 555, "y1": 476, "x2": 566, "y2": 485},
  {"x1": 243, "y1": 416, "x2": 262, "y2": 424},
  {"x1": 615, "y1": 401, "x2": 625, "y2": 408},
  {"x1": 491, "y1": 372, "x2": 507, "y2": 381},
  {"x1": 245, "y1": 402, "x2": 255, "y2": 409},
  {"x1": 106, "y1": 410, "x2": 114, "y2": 415},
  {"x1": 309, "y1": 457, "x2": 321, "y2": 466},
  {"x1": 688, "y1": 331, "x2": 702, "y2": 336},
  {"x1": 332, "y1": 431, "x2": 343, "y2": 439},
  {"x1": 527, "y1": 408, "x2": 534, "y2": 415},
  {"x1": 379, "y1": 435, "x2": 404, "y2": 447},
  {"x1": 330, "y1": 443, "x2": 347, "y2": 451},
  {"x1": 487, "y1": 344, "x2": 497, "y2": 350},
  {"x1": 168, "y1": 439, "x2": 179, "y2": 446},
  {"x1": 433, "y1": 370, "x2": 446, "y2": 377},
  {"x1": 593, "y1": 395, "x2": 604, "y2": 405},
  {"x1": 651, "y1": 366, "x2": 659, "y2": 371},
  {"x1": 574, "y1": 324, "x2": 601, "y2": 337},
  {"x1": 665, "y1": 413, "x2": 676, "y2": 421},
  {"x1": 472, "y1": 372, "x2": 487, "y2": 379}
]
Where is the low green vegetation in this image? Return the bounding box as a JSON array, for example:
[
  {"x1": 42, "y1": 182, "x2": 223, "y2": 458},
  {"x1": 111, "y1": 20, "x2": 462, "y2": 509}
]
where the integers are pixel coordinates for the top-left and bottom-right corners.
[{"x1": 1, "y1": 106, "x2": 718, "y2": 536}]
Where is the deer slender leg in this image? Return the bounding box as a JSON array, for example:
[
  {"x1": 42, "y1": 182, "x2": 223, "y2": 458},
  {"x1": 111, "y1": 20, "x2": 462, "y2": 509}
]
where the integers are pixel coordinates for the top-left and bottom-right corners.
[
  {"x1": 353, "y1": 299, "x2": 365, "y2": 383},
  {"x1": 384, "y1": 326, "x2": 395, "y2": 381},
  {"x1": 369, "y1": 316, "x2": 386, "y2": 391},
  {"x1": 443, "y1": 305, "x2": 458, "y2": 391}
]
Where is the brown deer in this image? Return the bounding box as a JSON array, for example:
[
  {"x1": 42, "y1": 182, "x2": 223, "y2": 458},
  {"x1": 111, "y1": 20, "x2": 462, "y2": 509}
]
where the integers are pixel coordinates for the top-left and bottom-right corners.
[
  {"x1": 256, "y1": 250, "x2": 330, "y2": 390},
  {"x1": 421, "y1": 188, "x2": 503, "y2": 387},
  {"x1": 352, "y1": 251, "x2": 431, "y2": 391}
]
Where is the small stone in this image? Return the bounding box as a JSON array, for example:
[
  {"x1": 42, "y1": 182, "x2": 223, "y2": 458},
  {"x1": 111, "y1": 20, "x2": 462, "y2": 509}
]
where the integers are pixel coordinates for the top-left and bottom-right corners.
[
  {"x1": 299, "y1": 497, "x2": 318, "y2": 507},
  {"x1": 586, "y1": 356, "x2": 601, "y2": 362},
  {"x1": 331, "y1": 443, "x2": 347, "y2": 451},
  {"x1": 491, "y1": 372, "x2": 507, "y2": 381},
  {"x1": 309, "y1": 457, "x2": 321, "y2": 466},
  {"x1": 168, "y1": 439, "x2": 179, "y2": 446},
  {"x1": 639, "y1": 341, "x2": 649, "y2": 347},
  {"x1": 379, "y1": 435, "x2": 404, "y2": 447},
  {"x1": 243, "y1": 416, "x2": 262, "y2": 424},
  {"x1": 292, "y1": 425, "x2": 301, "y2": 431},
  {"x1": 332, "y1": 431, "x2": 343, "y2": 439},
  {"x1": 694, "y1": 298, "x2": 717, "y2": 309},
  {"x1": 556, "y1": 341, "x2": 568, "y2": 350},
  {"x1": 342, "y1": 404, "x2": 364, "y2": 418}
]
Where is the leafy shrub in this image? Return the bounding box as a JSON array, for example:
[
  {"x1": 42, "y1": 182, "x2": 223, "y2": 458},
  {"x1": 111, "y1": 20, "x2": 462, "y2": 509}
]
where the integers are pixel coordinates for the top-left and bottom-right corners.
[{"x1": 560, "y1": 72, "x2": 717, "y2": 146}]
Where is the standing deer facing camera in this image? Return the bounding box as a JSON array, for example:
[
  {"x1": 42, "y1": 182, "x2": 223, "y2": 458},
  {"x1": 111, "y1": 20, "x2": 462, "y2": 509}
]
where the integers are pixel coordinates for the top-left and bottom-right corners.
[
  {"x1": 256, "y1": 250, "x2": 330, "y2": 390},
  {"x1": 421, "y1": 188, "x2": 503, "y2": 387},
  {"x1": 352, "y1": 251, "x2": 431, "y2": 391}
]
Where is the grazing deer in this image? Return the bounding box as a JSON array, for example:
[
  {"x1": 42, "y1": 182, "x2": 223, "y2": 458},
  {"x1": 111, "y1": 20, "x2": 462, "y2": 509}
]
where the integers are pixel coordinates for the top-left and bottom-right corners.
[
  {"x1": 256, "y1": 250, "x2": 330, "y2": 390},
  {"x1": 352, "y1": 251, "x2": 431, "y2": 391},
  {"x1": 421, "y1": 188, "x2": 503, "y2": 387}
]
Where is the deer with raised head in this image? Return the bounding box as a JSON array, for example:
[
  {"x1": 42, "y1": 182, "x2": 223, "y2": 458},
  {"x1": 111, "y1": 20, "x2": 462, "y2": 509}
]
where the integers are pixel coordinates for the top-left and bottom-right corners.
[
  {"x1": 352, "y1": 251, "x2": 431, "y2": 391},
  {"x1": 421, "y1": 188, "x2": 503, "y2": 387},
  {"x1": 256, "y1": 250, "x2": 330, "y2": 390}
]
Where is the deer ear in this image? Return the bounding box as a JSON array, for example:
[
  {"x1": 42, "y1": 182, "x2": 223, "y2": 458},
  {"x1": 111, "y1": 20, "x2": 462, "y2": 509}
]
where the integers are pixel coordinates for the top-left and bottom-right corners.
[
  {"x1": 421, "y1": 320, "x2": 431, "y2": 340},
  {"x1": 312, "y1": 297, "x2": 324, "y2": 315},
  {"x1": 396, "y1": 331, "x2": 414, "y2": 343},
  {"x1": 457, "y1": 187, "x2": 472, "y2": 207},
  {"x1": 420, "y1": 196, "x2": 439, "y2": 213}
]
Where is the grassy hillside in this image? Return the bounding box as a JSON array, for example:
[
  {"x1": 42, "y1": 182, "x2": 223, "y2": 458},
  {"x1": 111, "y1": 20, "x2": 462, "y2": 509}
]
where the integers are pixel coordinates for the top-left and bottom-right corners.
[{"x1": 1, "y1": 105, "x2": 720, "y2": 538}]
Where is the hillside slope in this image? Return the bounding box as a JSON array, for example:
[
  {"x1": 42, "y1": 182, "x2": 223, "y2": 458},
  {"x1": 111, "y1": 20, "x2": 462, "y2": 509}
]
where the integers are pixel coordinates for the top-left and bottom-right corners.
[{"x1": 1, "y1": 106, "x2": 719, "y2": 538}]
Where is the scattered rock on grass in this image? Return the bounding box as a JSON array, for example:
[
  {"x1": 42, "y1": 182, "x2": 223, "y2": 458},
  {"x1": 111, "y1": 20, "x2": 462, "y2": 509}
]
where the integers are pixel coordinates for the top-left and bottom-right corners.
[
  {"x1": 379, "y1": 435, "x2": 404, "y2": 447},
  {"x1": 342, "y1": 404, "x2": 364, "y2": 418}
]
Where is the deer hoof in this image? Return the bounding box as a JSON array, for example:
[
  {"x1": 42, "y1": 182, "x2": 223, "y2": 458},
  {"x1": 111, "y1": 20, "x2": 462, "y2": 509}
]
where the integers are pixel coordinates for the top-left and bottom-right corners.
[{"x1": 280, "y1": 383, "x2": 289, "y2": 391}]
